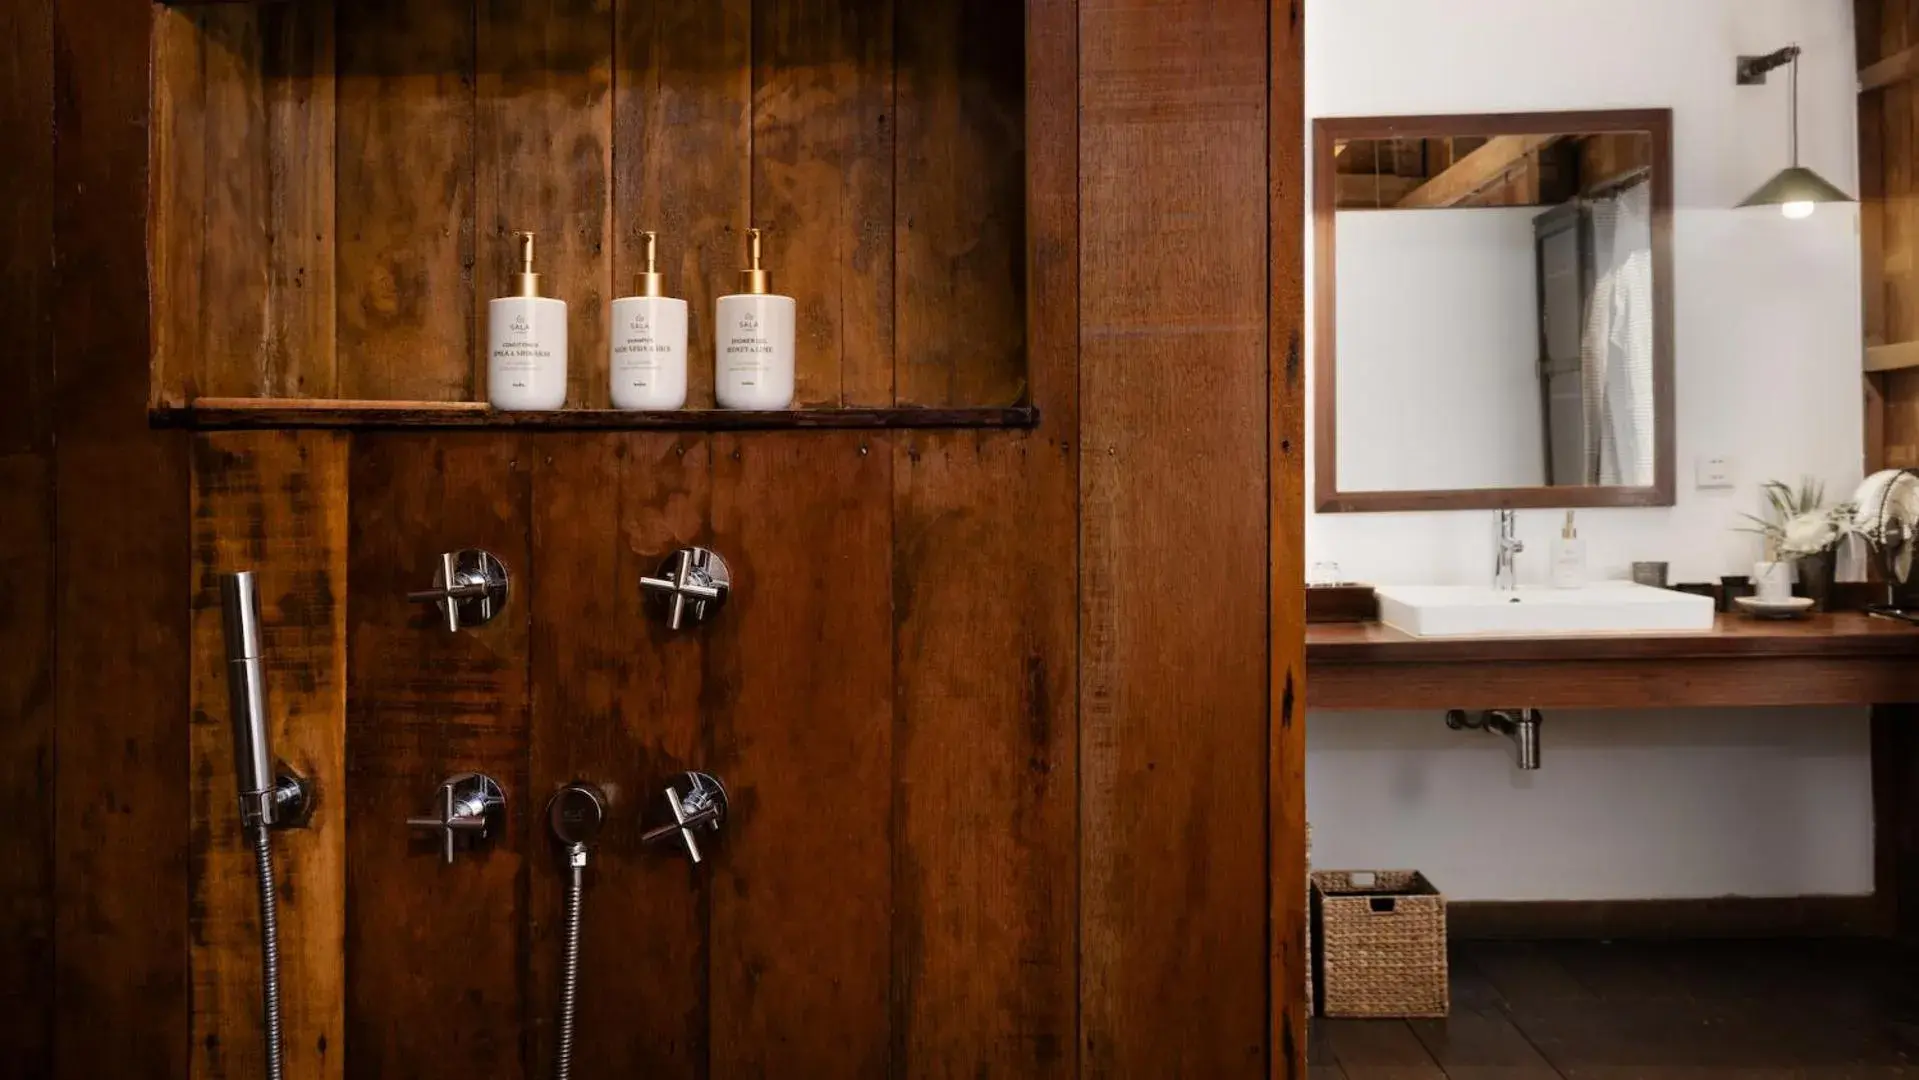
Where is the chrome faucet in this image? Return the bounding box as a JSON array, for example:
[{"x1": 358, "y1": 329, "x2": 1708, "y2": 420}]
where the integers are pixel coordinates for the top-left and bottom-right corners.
[{"x1": 1494, "y1": 509, "x2": 1524, "y2": 591}]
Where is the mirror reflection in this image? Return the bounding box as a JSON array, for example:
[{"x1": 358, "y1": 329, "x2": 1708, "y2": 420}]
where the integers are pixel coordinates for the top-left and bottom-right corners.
[{"x1": 1319, "y1": 117, "x2": 1672, "y2": 510}]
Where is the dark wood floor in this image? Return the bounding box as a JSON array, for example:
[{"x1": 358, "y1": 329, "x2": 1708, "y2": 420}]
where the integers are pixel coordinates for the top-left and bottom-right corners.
[{"x1": 1312, "y1": 939, "x2": 1919, "y2": 1078}]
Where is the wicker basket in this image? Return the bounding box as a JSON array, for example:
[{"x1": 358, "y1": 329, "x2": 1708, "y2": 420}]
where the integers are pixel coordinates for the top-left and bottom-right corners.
[
  {"x1": 1304, "y1": 824, "x2": 1314, "y2": 1017},
  {"x1": 1312, "y1": 869, "x2": 1448, "y2": 1018}
]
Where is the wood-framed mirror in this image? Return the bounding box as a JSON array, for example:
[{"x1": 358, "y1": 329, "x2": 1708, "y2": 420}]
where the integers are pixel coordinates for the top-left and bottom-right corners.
[{"x1": 1313, "y1": 109, "x2": 1675, "y2": 513}]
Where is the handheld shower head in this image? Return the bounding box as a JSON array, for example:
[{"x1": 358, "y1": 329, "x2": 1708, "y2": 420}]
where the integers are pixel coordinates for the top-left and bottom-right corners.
[{"x1": 221, "y1": 573, "x2": 276, "y2": 825}]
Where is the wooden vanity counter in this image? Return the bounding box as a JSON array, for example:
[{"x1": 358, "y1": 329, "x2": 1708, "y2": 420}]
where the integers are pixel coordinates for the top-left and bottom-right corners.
[{"x1": 1308, "y1": 613, "x2": 1919, "y2": 709}]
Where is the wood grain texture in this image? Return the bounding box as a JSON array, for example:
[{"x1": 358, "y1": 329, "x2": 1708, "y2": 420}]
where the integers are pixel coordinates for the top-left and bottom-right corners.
[
  {"x1": 53, "y1": 0, "x2": 193, "y2": 1076},
  {"x1": 708, "y1": 433, "x2": 894, "y2": 1075},
  {"x1": 156, "y1": 398, "x2": 1040, "y2": 431},
  {"x1": 1271, "y1": 0, "x2": 1307, "y2": 1075},
  {"x1": 335, "y1": 0, "x2": 475, "y2": 401},
  {"x1": 613, "y1": 0, "x2": 750, "y2": 411},
  {"x1": 0, "y1": 0, "x2": 54, "y2": 1069},
  {"x1": 194, "y1": 3, "x2": 336, "y2": 399},
  {"x1": 476, "y1": 0, "x2": 613, "y2": 409},
  {"x1": 1079, "y1": 0, "x2": 1271, "y2": 1073},
  {"x1": 261, "y1": 2, "x2": 336, "y2": 397},
  {"x1": 0, "y1": 454, "x2": 53, "y2": 1079},
  {"x1": 151, "y1": 5, "x2": 207, "y2": 408},
  {"x1": 1306, "y1": 613, "x2": 1919, "y2": 663},
  {"x1": 189, "y1": 431, "x2": 347, "y2": 1080},
  {"x1": 1885, "y1": 3, "x2": 1915, "y2": 347},
  {"x1": 527, "y1": 434, "x2": 711, "y2": 1077},
  {"x1": 892, "y1": 432, "x2": 1075, "y2": 1076},
  {"x1": 344, "y1": 435, "x2": 531, "y2": 1079},
  {"x1": 893, "y1": 0, "x2": 1026, "y2": 407},
  {"x1": 2, "y1": 0, "x2": 53, "y2": 450},
  {"x1": 752, "y1": 0, "x2": 895, "y2": 407},
  {"x1": 1308, "y1": 618, "x2": 1919, "y2": 709}
]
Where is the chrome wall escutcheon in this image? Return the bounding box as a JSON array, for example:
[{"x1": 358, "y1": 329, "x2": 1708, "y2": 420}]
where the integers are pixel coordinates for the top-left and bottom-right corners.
[
  {"x1": 407, "y1": 772, "x2": 507, "y2": 865},
  {"x1": 641, "y1": 771, "x2": 728, "y2": 864},
  {"x1": 546, "y1": 781, "x2": 608, "y2": 864},
  {"x1": 640, "y1": 547, "x2": 731, "y2": 630},
  {"x1": 407, "y1": 549, "x2": 510, "y2": 632}
]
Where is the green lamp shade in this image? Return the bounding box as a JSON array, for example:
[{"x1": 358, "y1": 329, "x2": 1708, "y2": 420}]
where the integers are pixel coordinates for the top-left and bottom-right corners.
[{"x1": 1737, "y1": 165, "x2": 1855, "y2": 210}]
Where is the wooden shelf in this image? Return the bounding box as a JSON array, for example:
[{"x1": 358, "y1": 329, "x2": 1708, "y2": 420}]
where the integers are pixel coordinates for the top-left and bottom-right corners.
[
  {"x1": 1307, "y1": 613, "x2": 1919, "y2": 709},
  {"x1": 149, "y1": 397, "x2": 1039, "y2": 432}
]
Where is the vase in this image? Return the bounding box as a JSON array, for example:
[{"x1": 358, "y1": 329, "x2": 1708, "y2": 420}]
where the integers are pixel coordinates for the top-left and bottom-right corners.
[{"x1": 1794, "y1": 550, "x2": 1836, "y2": 611}]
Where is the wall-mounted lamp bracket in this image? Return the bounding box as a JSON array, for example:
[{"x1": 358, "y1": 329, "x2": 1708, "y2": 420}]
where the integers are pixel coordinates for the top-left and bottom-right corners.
[{"x1": 1737, "y1": 45, "x2": 1801, "y2": 85}]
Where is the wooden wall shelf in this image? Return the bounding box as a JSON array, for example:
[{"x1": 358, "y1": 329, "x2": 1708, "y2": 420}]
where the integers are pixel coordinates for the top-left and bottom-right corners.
[
  {"x1": 150, "y1": 398, "x2": 1038, "y2": 431},
  {"x1": 1308, "y1": 613, "x2": 1919, "y2": 709},
  {"x1": 149, "y1": 0, "x2": 1030, "y2": 417}
]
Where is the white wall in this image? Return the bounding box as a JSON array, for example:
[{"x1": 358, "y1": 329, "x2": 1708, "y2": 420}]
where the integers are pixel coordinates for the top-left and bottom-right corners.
[
  {"x1": 1337, "y1": 208, "x2": 1546, "y2": 492},
  {"x1": 1307, "y1": 0, "x2": 1872, "y2": 900}
]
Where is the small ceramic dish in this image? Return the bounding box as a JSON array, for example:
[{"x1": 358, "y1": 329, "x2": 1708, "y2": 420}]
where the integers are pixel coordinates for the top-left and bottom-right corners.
[{"x1": 1733, "y1": 595, "x2": 1816, "y2": 620}]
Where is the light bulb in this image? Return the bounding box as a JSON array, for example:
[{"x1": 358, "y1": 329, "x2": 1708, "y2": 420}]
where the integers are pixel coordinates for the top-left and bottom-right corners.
[{"x1": 1781, "y1": 201, "x2": 1816, "y2": 220}]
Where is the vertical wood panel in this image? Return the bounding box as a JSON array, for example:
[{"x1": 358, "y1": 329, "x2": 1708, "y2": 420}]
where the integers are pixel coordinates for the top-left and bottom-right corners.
[
  {"x1": 708, "y1": 433, "x2": 894, "y2": 1075},
  {"x1": 892, "y1": 432, "x2": 1075, "y2": 1076},
  {"x1": 189, "y1": 431, "x2": 348, "y2": 1080},
  {"x1": 264, "y1": 3, "x2": 338, "y2": 398},
  {"x1": 476, "y1": 0, "x2": 614, "y2": 409},
  {"x1": 752, "y1": 0, "x2": 896, "y2": 407},
  {"x1": 191, "y1": 5, "x2": 337, "y2": 400},
  {"x1": 0, "y1": 0, "x2": 54, "y2": 1066},
  {"x1": 335, "y1": 0, "x2": 475, "y2": 401},
  {"x1": 0, "y1": 455, "x2": 52, "y2": 1078},
  {"x1": 1888, "y1": 2, "x2": 1916, "y2": 345},
  {"x1": 1079, "y1": 0, "x2": 1271, "y2": 1074},
  {"x1": 151, "y1": 6, "x2": 206, "y2": 408},
  {"x1": 613, "y1": 0, "x2": 750, "y2": 411},
  {"x1": 199, "y1": 6, "x2": 271, "y2": 397},
  {"x1": 527, "y1": 434, "x2": 710, "y2": 1078},
  {"x1": 1270, "y1": 0, "x2": 1307, "y2": 1075},
  {"x1": 345, "y1": 435, "x2": 531, "y2": 1079},
  {"x1": 1864, "y1": 1, "x2": 1888, "y2": 348},
  {"x1": 54, "y1": 0, "x2": 192, "y2": 1076},
  {"x1": 894, "y1": 0, "x2": 1027, "y2": 407}
]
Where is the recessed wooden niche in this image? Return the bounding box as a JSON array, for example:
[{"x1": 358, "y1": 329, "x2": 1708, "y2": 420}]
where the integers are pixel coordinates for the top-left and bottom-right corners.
[{"x1": 150, "y1": 0, "x2": 1031, "y2": 429}]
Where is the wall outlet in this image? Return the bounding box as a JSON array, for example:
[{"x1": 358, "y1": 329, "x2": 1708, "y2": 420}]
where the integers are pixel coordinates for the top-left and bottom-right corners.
[{"x1": 1695, "y1": 455, "x2": 1736, "y2": 489}]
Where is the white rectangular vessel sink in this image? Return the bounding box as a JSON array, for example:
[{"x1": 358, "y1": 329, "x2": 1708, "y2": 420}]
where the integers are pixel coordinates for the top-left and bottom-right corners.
[{"x1": 1375, "y1": 582, "x2": 1715, "y2": 639}]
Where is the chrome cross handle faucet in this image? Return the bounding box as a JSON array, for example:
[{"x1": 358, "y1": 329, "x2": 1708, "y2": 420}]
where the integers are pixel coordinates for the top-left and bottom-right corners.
[
  {"x1": 1494, "y1": 509, "x2": 1524, "y2": 591},
  {"x1": 641, "y1": 547, "x2": 731, "y2": 631},
  {"x1": 641, "y1": 772, "x2": 729, "y2": 864}
]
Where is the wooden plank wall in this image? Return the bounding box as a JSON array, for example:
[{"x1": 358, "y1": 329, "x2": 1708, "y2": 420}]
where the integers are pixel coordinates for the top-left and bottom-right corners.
[
  {"x1": 1079, "y1": 0, "x2": 1273, "y2": 1073},
  {"x1": 1863, "y1": 0, "x2": 1919, "y2": 467},
  {"x1": 1271, "y1": 0, "x2": 1308, "y2": 1072},
  {"x1": 12, "y1": 0, "x2": 1306, "y2": 1077},
  {"x1": 151, "y1": 0, "x2": 1028, "y2": 412},
  {"x1": 0, "y1": 0, "x2": 55, "y2": 1071},
  {"x1": 1864, "y1": 0, "x2": 1919, "y2": 945},
  {"x1": 189, "y1": 433, "x2": 348, "y2": 1080}
]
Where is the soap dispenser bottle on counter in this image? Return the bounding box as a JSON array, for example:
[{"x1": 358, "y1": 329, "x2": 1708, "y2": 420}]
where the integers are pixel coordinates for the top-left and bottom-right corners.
[
  {"x1": 1550, "y1": 510, "x2": 1587, "y2": 589},
  {"x1": 610, "y1": 231, "x2": 689, "y2": 410},
  {"x1": 488, "y1": 231, "x2": 569, "y2": 411},
  {"x1": 714, "y1": 228, "x2": 796, "y2": 410}
]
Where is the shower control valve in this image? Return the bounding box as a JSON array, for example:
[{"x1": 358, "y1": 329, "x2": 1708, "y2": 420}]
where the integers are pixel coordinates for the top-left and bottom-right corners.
[
  {"x1": 641, "y1": 771, "x2": 729, "y2": 864},
  {"x1": 407, "y1": 549, "x2": 510, "y2": 632},
  {"x1": 640, "y1": 547, "x2": 731, "y2": 631},
  {"x1": 407, "y1": 772, "x2": 507, "y2": 865}
]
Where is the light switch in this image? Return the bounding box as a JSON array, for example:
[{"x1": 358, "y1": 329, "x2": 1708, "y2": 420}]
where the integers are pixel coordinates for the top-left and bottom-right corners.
[{"x1": 1695, "y1": 455, "x2": 1735, "y2": 489}]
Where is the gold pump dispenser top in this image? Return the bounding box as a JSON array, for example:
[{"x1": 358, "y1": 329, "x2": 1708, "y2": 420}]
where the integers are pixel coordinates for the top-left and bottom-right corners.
[
  {"x1": 511, "y1": 231, "x2": 542, "y2": 298},
  {"x1": 634, "y1": 231, "x2": 667, "y2": 298},
  {"x1": 737, "y1": 228, "x2": 771, "y2": 295}
]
